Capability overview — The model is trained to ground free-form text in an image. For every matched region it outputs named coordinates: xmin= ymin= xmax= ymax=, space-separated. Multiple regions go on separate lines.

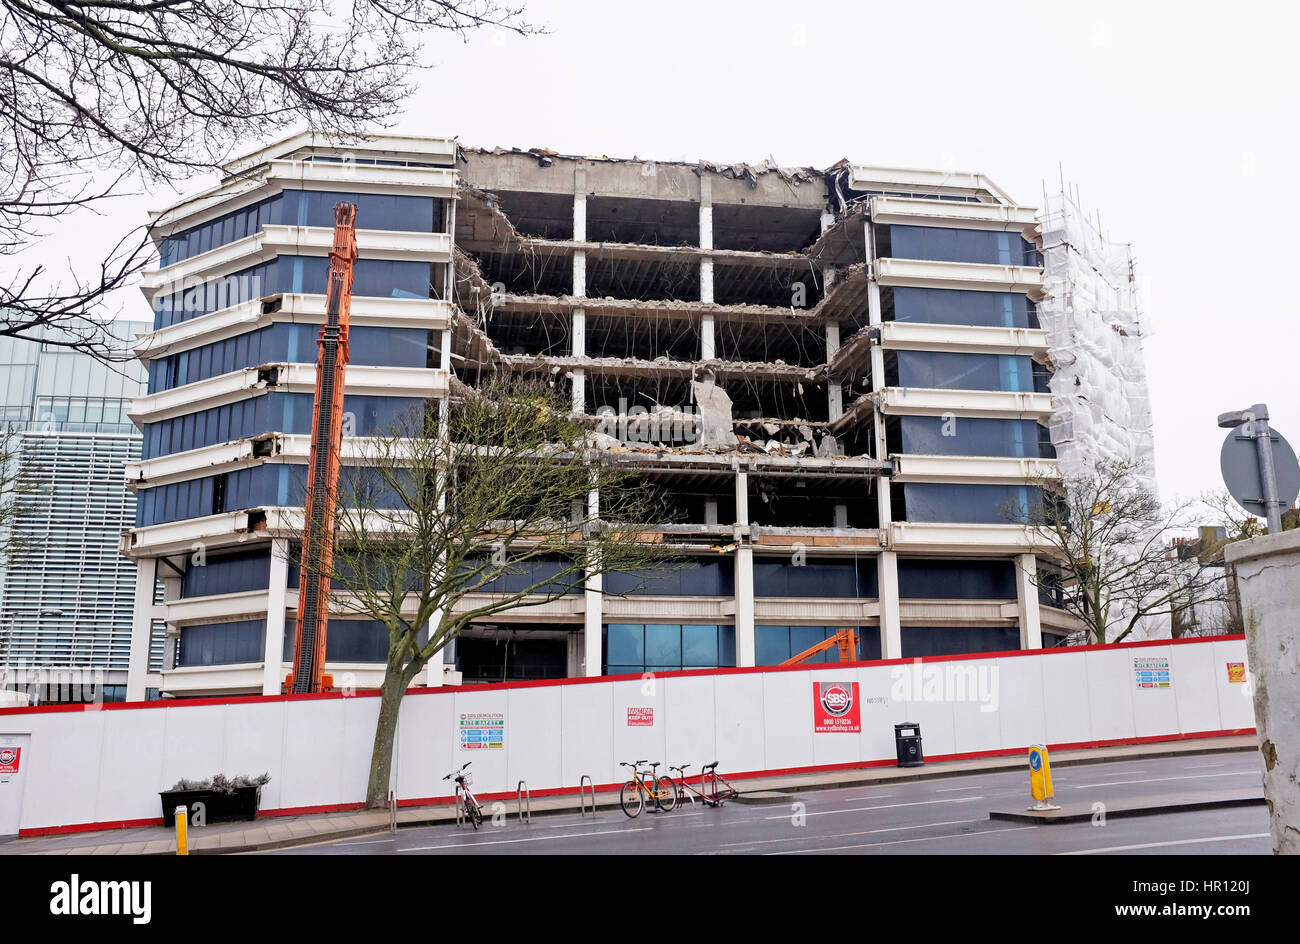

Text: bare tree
xmin=0 ymin=0 xmax=539 ymax=358
xmin=1030 ymin=458 xmax=1227 ymax=645
xmin=294 ymin=380 xmax=675 ymax=808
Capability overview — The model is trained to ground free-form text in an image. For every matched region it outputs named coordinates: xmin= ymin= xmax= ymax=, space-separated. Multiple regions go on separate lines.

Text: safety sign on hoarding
xmin=458 ymin=712 xmax=505 ymax=750
xmin=813 ymin=681 xmax=861 ymax=733
xmin=626 ymin=707 xmax=654 ymax=727
xmin=1226 ymin=662 xmax=1247 ymax=683
xmin=0 ymin=746 xmax=18 ymax=774
xmin=1133 ymin=656 xmax=1171 ymax=689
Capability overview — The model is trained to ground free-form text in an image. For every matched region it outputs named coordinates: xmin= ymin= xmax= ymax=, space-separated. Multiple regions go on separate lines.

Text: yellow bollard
xmin=1028 ymin=744 xmax=1060 ymax=811
xmin=175 ymin=804 xmax=188 ymax=855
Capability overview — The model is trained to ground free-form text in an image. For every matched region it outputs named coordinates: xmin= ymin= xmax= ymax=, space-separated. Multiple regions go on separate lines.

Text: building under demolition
xmin=121 ymin=133 xmax=1153 ymax=698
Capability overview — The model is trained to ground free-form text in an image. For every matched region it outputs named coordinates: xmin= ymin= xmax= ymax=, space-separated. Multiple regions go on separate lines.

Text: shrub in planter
xmin=160 ymin=773 xmax=271 ymax=824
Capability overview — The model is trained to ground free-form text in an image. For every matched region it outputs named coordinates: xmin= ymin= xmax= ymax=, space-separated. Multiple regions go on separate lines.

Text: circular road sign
xmin=1220 ymin=425 xmax=1300 ymax=518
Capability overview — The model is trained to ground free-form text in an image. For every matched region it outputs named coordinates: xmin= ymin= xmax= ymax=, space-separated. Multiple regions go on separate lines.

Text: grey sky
xmin=27 ymin=0 xmax=1300 ymax=504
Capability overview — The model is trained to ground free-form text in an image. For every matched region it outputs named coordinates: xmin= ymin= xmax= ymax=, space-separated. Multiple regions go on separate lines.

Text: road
xmin=264 ymin=750 xmax=1270 ymax=855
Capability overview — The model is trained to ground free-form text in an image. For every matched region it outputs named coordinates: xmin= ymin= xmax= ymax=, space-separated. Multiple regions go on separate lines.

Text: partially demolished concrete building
xmin=121 ymin=133 xmax=1153 ymax=698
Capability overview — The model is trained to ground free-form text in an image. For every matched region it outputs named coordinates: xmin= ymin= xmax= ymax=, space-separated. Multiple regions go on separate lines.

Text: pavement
xmin=0 ymin=734 xmax=1260 ymax=855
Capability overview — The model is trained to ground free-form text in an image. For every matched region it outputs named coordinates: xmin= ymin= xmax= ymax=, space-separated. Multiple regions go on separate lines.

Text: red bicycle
xmin=666 ymin=761 xmax=740 ymax=808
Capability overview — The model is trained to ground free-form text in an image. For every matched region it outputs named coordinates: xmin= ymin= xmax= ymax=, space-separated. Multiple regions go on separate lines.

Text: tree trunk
xmin=365 ymin=662 xmax=413 ymax=809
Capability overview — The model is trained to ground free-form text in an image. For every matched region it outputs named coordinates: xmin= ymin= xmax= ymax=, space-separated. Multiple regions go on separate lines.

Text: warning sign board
xmin=458 ymin=712 xmax=505 ymax=750
xmin=1134 ymin=656 xmax=1171 ymax=689
xmin=626 ymin=707 xmax=654 ymax=727
xmin=0 ymin=746 xmax=19 ymax=774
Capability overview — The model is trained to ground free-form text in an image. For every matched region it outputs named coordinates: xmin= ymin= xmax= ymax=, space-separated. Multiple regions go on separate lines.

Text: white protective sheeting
xmin=1037 ymin=192 xmax=1156 ymax=494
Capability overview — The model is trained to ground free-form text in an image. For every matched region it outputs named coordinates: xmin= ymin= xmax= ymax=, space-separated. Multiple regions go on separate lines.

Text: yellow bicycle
xmin=619 ymin=760 xmax=677 ymax=818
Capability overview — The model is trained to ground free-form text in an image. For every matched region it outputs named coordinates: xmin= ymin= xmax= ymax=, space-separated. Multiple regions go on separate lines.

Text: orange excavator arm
xmin=286 ymin=203 xmax=358 ymax=695
xmin=780 ymin=627 xmax=858 ymax=667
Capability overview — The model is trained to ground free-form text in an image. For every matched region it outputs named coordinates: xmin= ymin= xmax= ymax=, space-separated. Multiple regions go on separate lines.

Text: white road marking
xmin=718 ymin=819 xmax=984 ymax=849
xmin=400 ymin=826 xmax=652 ymax=851
xmin=1056 ymin=833 xmax=1270 ymax=855
xmin=1070 ymin=770 xmax=1258 ymax=789
xmin=762 ymin=796 xmax=984 ymax=819
xmin=767 ymin=825 xmax=1037 ymax=854
xmin=1184 ymin=762 xmax=1226 ymax=770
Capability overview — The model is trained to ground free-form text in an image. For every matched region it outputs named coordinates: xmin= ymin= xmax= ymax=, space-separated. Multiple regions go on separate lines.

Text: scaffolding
xmin=1037 ymin=190 xmax=1156 ymax=495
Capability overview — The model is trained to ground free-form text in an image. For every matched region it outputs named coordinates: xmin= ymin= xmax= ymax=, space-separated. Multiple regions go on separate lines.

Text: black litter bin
xmin=894 ymin=722 xmax=924 ymax=767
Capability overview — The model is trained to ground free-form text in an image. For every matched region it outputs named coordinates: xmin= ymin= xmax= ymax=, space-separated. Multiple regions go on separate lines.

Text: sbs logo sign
xmin=0 ymin=748 xmax=15 ymax=766
xmin=821 ymin=684 xmax=853 ymax=716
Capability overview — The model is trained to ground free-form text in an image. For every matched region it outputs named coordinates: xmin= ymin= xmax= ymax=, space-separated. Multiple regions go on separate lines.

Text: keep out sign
xmin=813 ymin=681 xmax=861 ymax=733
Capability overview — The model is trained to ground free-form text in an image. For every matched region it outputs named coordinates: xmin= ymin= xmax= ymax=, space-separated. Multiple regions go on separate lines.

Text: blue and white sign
xmin=458 ymin=712 xmax=505 ymax=750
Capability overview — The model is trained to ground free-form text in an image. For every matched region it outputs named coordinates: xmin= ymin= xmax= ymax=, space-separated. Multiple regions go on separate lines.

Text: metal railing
xmin=516 ymin=780 xmax=532 ymax=824
xmin=455 ymin=783 xmax=466 ymax=827
xmin=579 ymin=774 xmax=596 ymax=818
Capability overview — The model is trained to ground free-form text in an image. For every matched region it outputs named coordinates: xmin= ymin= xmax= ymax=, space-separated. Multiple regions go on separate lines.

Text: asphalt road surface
xmin=263 ymin=750 xmax=1270 ymax=855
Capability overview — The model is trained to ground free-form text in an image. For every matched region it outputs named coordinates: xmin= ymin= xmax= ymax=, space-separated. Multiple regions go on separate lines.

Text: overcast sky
xmin=43 ymin=0 xmax=1300 ymax=505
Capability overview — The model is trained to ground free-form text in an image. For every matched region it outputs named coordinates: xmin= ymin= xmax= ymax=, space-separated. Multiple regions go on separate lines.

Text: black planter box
xmin=160 ymin=786 xmax=261 ymax=824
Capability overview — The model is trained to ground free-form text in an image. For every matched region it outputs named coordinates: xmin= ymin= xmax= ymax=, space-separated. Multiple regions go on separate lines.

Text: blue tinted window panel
xmin=899 ymin=416 xmax=1041 ymax=458
xmin=606 ymin=625 xmax=644 ymax=665
xmin=900 ymin=625 xmax=1021 ymax=658
xmin=891 ymin=287 xmax=1037 ymax=329
xmin=897 ymin=559 xmax=1017 ymax=599
xmin=644 ymin=625 xmax=682 ymax=666
xmin=896 ymin=351 xmax=1034 ymax=393
xmin=902 ymin=484 xmax=1040 ymax=525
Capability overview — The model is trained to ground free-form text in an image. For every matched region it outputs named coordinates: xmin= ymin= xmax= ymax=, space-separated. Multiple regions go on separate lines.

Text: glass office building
xmin=0 ymin=324 xmax=155 ymax=702
xmin=123 ymin=134 xmax=1141 ymax=698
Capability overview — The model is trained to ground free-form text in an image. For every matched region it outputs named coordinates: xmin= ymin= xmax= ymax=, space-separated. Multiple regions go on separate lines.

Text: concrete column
xmin=868 ymin=279 xmax=891 ymax=521
xmin=126 ymin=557 xmax=158 ymax=701
xmin=571 ymin=307 xmax=586 ymax=412
xmin=420 ymin=636 xmax=445 ymax=688
xmin=877 ymin=550 xmax=902 ymax=659
xmin=826 ymin=322 xmax=843 ymax=421
xmin=262 ymin=538 xmax=290 ymax=695
xmin=158 ymin=573 xmax=180 ymax=673
xmin=418 ymin=427 xmax=451 ymax=689
xmin=583 ymin=482 xmax=602 ymax=676
xmin=699 ymin=183 xmax=715 ymax=358
xmin=734 ymin=470 xmax=755 ymax=667
xmin=1224 ymin=531 xmax=1300 ymax=853
xmin=1015 ymin=554 xmax=1043 ymax=650
xmin=573 ymin=188 xmax=588 ymax=413
xmin=440 ymin=327 xmax=452 ymax=372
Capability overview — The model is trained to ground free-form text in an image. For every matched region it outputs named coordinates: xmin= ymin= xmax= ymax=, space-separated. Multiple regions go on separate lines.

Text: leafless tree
xmin=1029 ymin=458 xmax=1228 ymax=645
xmin=293 ymin=379 xmax=675 ymax=808
xmin=0 ymin=0 xmax=539 ymax=358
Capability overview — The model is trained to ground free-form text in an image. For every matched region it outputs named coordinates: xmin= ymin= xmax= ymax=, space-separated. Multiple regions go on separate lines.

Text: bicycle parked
xmin=442 ymin=761 xmax=483 ymax=829
xmin=619 ymin=760 xmax=677 ymax=818
xmin=667 ymin=761 xmax=740 ymax=808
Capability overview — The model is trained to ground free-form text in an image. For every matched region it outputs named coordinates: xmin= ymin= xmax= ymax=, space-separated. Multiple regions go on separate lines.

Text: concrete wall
xmin=0 ymin=636 xmax=1253 ymax=835
xmin=1226 ymin=531 xmax=1300 ymax=854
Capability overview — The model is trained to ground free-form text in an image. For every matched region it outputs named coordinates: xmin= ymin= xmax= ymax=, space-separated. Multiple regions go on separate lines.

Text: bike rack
xmin=388 ymin=791 xmax=398 ymax=833
xmin=516 ymin=780 xmax=532 ymax=824
xmin=578 ymin=774 xmax=596 ymax=817
xmin=455 ymin=783 xmax=466 ymax=827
